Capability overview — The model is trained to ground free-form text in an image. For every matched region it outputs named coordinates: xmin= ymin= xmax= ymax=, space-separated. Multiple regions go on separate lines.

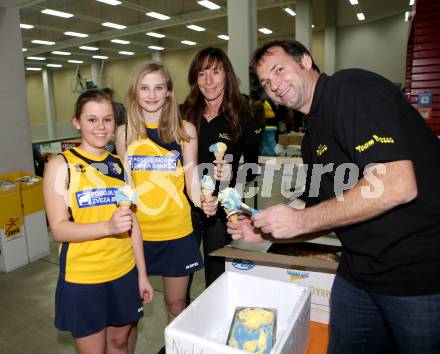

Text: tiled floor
xmin=0 ymin=163 xmax=294 ymax=354
xmin=0 ymin=236 xmax=207 ymax=354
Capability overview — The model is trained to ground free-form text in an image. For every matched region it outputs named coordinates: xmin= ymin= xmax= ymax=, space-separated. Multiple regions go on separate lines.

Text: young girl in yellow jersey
xmin=43 ymin=90 xmax=154 ymax=354
xmin=115 ymin=62 xmax=217 ymax=333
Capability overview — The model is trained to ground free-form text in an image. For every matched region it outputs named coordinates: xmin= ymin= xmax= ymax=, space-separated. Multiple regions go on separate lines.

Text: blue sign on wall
xmin=417 ymin=92 xmax=433 ymax=106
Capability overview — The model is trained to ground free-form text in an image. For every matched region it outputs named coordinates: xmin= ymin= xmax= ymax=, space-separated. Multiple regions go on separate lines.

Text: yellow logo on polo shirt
xmin=355 ymin=134 xmax=395 ymax=153
xmin=316 ymin=144 xmax=328 ymax=156
xmin=108 ymin=162 xmax=122 ymax=175
xmin=219 ymin=133 xmax=231 ymax=141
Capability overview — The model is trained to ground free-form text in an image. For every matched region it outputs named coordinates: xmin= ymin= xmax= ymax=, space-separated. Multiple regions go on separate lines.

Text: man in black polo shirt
xmin=227 ymin=39 xmax=440 ymax=354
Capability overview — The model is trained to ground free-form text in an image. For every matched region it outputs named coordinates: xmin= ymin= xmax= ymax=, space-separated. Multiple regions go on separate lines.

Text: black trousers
xmin=190 ymin=208 xmax=232 ymax=288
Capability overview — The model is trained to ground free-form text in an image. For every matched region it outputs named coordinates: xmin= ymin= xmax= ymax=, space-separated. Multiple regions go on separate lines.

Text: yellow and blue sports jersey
xmin=60 ymin=147 xmax=135 ymax=284
xmin=127 ymin=124 xmax=193 ymax=241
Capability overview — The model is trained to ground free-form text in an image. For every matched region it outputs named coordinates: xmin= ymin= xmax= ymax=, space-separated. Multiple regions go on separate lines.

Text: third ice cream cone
xmin=226 ymin=210 xmax=239 ymax=224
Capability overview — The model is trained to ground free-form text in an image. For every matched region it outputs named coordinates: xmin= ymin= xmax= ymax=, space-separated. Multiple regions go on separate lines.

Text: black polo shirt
xmin=198 ymin=111 xmax=262 ymax=190
xmin=302 ymin=69 xmax=440 ymax=295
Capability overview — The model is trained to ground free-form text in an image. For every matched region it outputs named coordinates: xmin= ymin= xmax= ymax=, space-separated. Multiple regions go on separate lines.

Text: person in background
xmin=43 ymin=89 xmax=153 ymax=354
xmin=115 ymin=61 xmax=217 ymax=354
xmin=228 ymin=39 xmax=440 ymax=354
xmin=102 ymin=87 xmax=127 ymax=127
xmin=183 ymin=47 xmax=262 ymax=287
xmin=249 ymin=90 xmax=266 ymax=129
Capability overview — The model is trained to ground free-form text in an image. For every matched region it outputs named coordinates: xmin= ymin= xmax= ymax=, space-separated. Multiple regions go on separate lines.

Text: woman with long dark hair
xmin=184 ymin=47 xmax=262 ymax=287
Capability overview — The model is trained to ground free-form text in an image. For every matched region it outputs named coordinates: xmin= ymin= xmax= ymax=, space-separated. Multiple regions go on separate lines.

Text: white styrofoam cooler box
xmin=165 ymin=271 xmax=311 ymax=354
xmin=226 ymin=261 xmax=334 ymax=325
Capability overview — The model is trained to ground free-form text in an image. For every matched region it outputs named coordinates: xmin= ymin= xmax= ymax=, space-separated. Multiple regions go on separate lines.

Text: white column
xmin=227 ymin=0 xmax=257 ymax=94
xmin=324 ymin=0 xmax=336 ymax=74
xmin=151 ymin=51 xmax=162 ymax=62
xmin=91 ymin=62 xmax=102 ymax=88
xmin=42 ymin=69 xmax=56 ymax=139
xmin=295 ymin=0 xmax=312 ymax=51
xmin=0 ymin=6 xmax=34 ymax=173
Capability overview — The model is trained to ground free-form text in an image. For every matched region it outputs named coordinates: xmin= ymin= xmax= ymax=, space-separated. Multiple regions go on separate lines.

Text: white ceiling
xmin=9 ymin=0 xmax=411 ymax=70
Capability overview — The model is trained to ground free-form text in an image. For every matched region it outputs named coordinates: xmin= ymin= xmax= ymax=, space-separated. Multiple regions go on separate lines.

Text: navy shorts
xmin=55 ymin=267 xmax=143 ymax=338
xmin=143 ymin=232 xmax=203 ymax=276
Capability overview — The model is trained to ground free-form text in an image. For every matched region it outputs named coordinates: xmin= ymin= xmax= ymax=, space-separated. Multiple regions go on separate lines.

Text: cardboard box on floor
xmin=278 ymin=133 xmax=304 ymax=146
xmin=211 ymin=236 xmax=341 ymax=324
xmin=165 ymin=272 xmax=311 ymax=354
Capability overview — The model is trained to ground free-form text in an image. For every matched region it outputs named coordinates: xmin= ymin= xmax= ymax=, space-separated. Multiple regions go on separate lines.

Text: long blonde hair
xmin=125 ymin=61 xmax=189 ymax=145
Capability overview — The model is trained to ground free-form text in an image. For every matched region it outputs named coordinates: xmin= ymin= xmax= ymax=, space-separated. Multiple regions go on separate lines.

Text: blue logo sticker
xmin=75 ymin=188 xmax=118 ymax=208
xmin=129 ymin=155 xmax=178 ymax=171
xmin=232 ymin=259 xmax=255 ymax=271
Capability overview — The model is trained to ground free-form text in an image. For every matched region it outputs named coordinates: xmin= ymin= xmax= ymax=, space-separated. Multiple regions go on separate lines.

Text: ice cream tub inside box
xmin=165 ymin=272 xmax=310 ymax=354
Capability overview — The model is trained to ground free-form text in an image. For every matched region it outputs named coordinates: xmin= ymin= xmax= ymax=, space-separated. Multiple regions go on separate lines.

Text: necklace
xmin=204 ymin=103 xmax=220 ymax=121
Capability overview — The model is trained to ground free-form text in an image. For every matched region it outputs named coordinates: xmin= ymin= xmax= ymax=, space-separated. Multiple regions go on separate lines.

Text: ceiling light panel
xmin=27 ymin=67 xmax=42 ymax=71
xmin=197 ymin=1 xmax=220 ymax=10
xmin=68 ymin=60 xmax=84 ymax=64
xmin=80 ymin=46 xmax=99 ymax=51
xmin=146 ymin=12 xmax=170 ymax=20
xmin=31 ymin=40 xmax=55 ymax=45
xmin=46 ymin=64 xmax=63 ymax=68
xmin=27 ymin=56 xmax=46 ymax=60
xmin=102 ymin=22 xmax=126 ymax=30
xmin=187 ymin=24 xmax=206 ymax=31
xmin=349 ymin=0 xmax=358 ymax=5
xmin=41 ymin=9 xmax=73 ymax=18
xmin=96 ymin=0 xmax=121 ymax=5
xmin=284 ymin=7 xmax=296 ymax=16
xmin=119 ymin=51 xmax=134 ymax=55
xmin=93 ymin=55 xmax=109 ymax=59
xmin=258 ymin=27 xmax=272 ymax=34
xmin=217 ymin=34 xmax=229 ymax=40
xmin=65 ymin=31 xmax=88 ymax=38
xmin=149 ymin=45 xmax=164 ymax=51
xmin=52 ymin=51 xmax=71 ymax=56
xmin=181 ymin=40 xmax=197 ymax=46
xmin=22 ymin=48 xmax=27 ymax=52
xmin=409 ymin=0 xmax=415 ymax=5
xmin=357 ymin=12 xmax=365 ymax=21
xmin=146 ymin=32 xmax=165 ymax=38
xmin=20 ymin=23 xmax=34 ymax=29
xmin=111 ymin=39 xmax=130 ymax=44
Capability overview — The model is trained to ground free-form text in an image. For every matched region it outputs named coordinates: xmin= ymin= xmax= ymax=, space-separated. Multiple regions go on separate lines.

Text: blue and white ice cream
xmin=201 ymin=175 xmax=215 ymax=195
xmin=115 ymin=184 xmax=137 ymax=209
xmin=218 ymin=187 xmax=241 ymax=212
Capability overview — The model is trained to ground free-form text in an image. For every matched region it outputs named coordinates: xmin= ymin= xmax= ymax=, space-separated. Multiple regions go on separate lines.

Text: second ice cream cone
xmin=118 ymin=200 xmax=132 ymax=210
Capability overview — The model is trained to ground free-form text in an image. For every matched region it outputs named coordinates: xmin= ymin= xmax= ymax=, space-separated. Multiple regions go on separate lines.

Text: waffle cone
xmin=214 ymin=151 xmax=225 ymax=160
xmin=201 ymin=189 xmax=213 ymax=196
xmin=118 ymin=200 xmax=132 ymax=210
xmin=225 ymin=209 xmax=239 ymax=224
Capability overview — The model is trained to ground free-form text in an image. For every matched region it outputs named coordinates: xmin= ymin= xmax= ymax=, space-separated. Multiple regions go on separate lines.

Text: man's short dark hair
xmin=250 ymin=40 xmax=320 ymax=75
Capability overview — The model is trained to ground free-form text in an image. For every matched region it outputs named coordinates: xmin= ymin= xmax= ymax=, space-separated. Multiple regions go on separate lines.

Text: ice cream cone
xmin=201 ymin=189 xmax=213 ymax=196
xmin=214 ymin=151 xmax=225 ymax=160
xmin=119 ymin=200 xmax=132 ymax=210
xmin=226 ymin=210 xmax=239 ymax=224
